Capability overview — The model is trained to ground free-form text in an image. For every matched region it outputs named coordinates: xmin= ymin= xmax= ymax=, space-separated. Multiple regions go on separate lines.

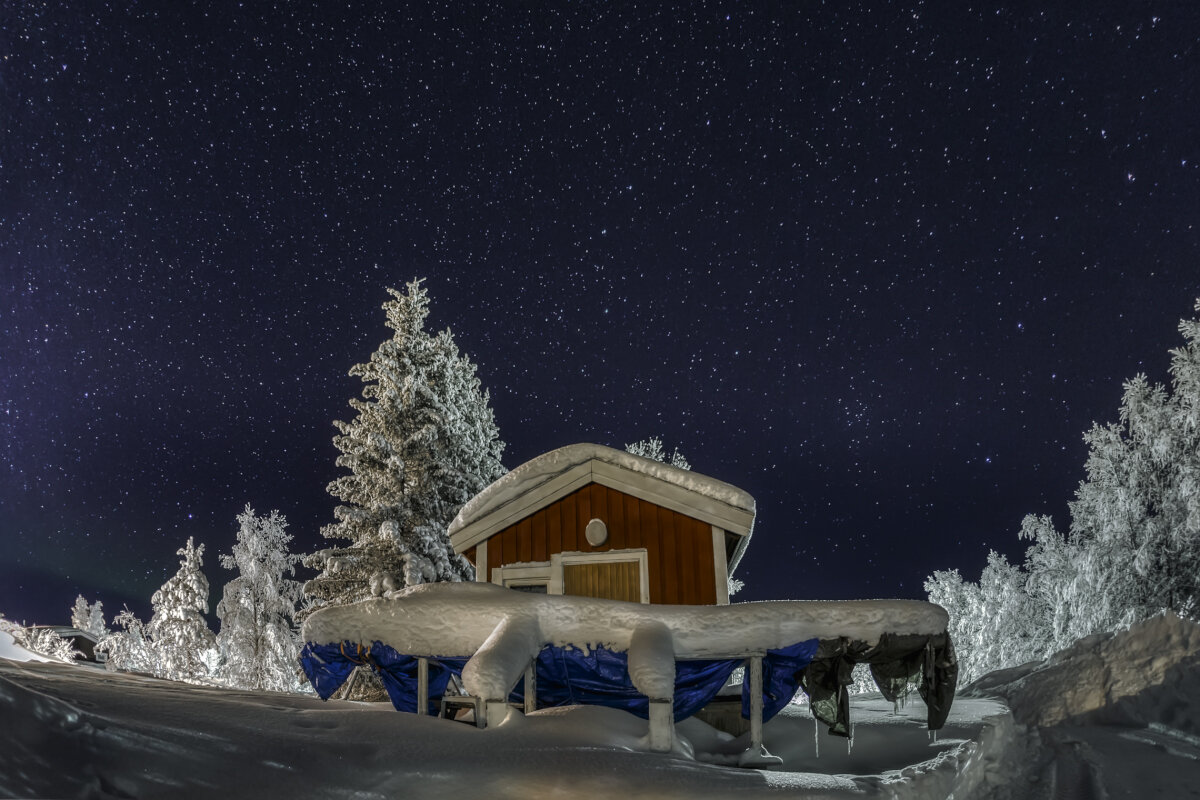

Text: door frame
xmin=491 ymin=548 xmax=650 ymax=604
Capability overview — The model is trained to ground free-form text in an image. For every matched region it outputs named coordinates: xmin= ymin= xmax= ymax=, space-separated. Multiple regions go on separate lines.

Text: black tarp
xmin=800 ymin=632 xmax=958 ymax=737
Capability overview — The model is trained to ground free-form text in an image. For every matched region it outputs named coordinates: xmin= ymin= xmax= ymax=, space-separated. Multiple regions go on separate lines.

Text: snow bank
xmin=0 ymin=654 xmax=995 ymax=799
xmin=0 ymin=630 xmax=50 ymax=663
xmin=967 ymin=611 xmax=1200 ymax=729
xmin=951 ymin=612 xmax=1200 ymax=799
xmin=449 ymin=443 xmax=755 ymax=536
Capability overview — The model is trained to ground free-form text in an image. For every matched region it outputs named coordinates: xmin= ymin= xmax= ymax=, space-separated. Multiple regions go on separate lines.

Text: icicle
xmin=928 ymin=729 xmax=938 ymax=743
xmin=847 ymin=723 xmax=854 ymax=756
xmin=813 ymin=714 xmax=820 ymax=758
xmin=893 ymin=698 xmax=900 ymax=716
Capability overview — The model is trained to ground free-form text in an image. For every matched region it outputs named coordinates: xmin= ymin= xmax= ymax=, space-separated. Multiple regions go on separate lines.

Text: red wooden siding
xmin=481 ymin=483 xmax=718 ymax=605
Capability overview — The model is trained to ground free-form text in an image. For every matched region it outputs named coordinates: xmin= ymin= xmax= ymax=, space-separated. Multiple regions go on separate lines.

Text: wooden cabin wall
xmin=482 ymin=483 xmax=718 ymax=605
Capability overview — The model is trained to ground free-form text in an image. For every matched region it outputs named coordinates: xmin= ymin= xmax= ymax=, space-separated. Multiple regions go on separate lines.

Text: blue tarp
xmin=300 ymin=638 xmax=820 ymax=723
xmin=749 ymin=638 xmax=822 ymax=721
xmin=299 ymin=641 xmax=468 ymax=714
xmin=507 ymin=644 xmax=741 ymax=722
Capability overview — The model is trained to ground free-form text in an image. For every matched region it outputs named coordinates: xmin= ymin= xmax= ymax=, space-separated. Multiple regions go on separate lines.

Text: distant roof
xmin=449 ymin=443 xmax=756 ymax=555
xmin=34 ymin=625 xmax=98 ymax=643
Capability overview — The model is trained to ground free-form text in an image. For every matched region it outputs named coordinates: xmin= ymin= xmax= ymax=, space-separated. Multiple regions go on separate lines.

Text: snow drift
xmin=967 ymin=610 xmax=1200 ymax=729
xmin=9 ymin=611 xmax=1200 ymax=798
xmin=957 ymin=611 xmax=1200 ymax=799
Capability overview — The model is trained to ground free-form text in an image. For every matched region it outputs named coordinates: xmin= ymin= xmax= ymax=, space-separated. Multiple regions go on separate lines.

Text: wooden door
xmin=562 ymin=560 xmax=641 ymax=602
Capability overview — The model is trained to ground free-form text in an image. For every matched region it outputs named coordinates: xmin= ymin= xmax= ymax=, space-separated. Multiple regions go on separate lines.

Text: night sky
xmin=3 ymin=3 xmax=1199 ymax=626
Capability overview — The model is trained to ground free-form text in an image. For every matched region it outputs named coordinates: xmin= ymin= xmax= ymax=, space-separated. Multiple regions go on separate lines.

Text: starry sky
xmin=3 ymin=3 xmax=1199 ymax=626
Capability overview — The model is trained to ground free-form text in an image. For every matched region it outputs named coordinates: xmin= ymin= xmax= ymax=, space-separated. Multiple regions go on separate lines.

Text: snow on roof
xmin=303 ymin=582 xmax=949 ymax=701
xmin=449 ymin=443 xmax=755 ymax=538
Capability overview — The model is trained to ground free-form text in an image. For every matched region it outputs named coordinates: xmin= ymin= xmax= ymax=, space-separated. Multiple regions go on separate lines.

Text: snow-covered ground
xmin=3 ymin=612 xmax=1199 ymax=799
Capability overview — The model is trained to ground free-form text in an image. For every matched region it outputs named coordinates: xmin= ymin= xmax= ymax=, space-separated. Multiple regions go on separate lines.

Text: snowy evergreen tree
xmin=1062 ymin=320 xmax=1200 ymax=635
xmin=147 ymin=537 xmax=216 ymax=683
xmin=215 ymin=505 xmax=303 ymax=691
xmin=70 ymin=595 xmax=89 ymax=631
xmin=70 ymin=595 xmax=107 ymax=638
xmin=625 ymin=436 xmax=691 ymax=470
xmin=1016 ymin=514 xmax=1079 ymax=656
xmin=303 ymin=279 xmax=505 ymax=616
xmin=97 ymin=607 xmax=158 ymax=674
xmin=926 ymin=300 xmax=1200 ymax=683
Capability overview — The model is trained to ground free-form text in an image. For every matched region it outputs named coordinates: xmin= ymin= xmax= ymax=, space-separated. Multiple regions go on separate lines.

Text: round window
xmin=585 ymin=518 xmax=608 ymax=547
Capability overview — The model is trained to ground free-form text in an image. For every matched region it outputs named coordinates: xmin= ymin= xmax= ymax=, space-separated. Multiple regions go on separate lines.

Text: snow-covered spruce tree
xmin=147 ymin=537 xmax=216 ymax=683
xmin=97 ymin=607 xmax=158 ymax=674
xmin=625 ymin=436 xmax=691 ymax=470
xmin=70 ymin=595 xmax=107 ymax=638
xmin=303 ymin=279 xmax=505 ymax=616
xmin=215 ymin=505 xmax=303 ymax=691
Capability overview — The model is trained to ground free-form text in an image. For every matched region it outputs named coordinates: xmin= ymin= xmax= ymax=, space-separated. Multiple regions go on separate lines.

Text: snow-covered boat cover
xmin=448 ymin=443 xmax=755 ymax=537
xmin=302 ymin=582 xmax=956 ymax=734
xmin=304 ymin=582 xmax=947 ymax=661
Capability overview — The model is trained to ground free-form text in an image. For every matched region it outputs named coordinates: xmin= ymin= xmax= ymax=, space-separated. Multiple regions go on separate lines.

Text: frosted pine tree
xmin=216 ymin=505 xmax=303 ymax=691
xmin=1058 ymin=301 xmax=1200 ymax=638
xmin=96 ymin=607 xmax=157 ymax=673
xmin=625 ymin=436 xmax=691 ymax=470
xmin=70 ymin=595 xmax=107 ymax=638
xmin=147 ymin=537 xmax=216 ymax=683
xmin=70 ymin=595 xmax=89 ymax=630
xmin=926 ymin=300 xmax=1200 ymax=682
xmin=1017 ymin=514 xmax=1079 ymax=655
xmin=304 ymin=279 xmax=505 ymax=615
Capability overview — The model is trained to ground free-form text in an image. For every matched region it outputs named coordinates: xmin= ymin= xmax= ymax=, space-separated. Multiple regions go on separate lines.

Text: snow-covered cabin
xmin=448 ymin=444 xmax=754 ymax=605
xmin=302 ymin=444 xmax=958 ymax=759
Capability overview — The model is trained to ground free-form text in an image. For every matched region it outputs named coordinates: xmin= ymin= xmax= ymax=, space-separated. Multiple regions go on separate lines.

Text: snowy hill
xmin=956 ymin=611 xmax=1200 ymax=799
xmin=3 ymin=612 xmax=1199 ymax=798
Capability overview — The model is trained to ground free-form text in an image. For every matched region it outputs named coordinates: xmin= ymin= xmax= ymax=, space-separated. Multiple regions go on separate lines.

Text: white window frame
xmin=491 ymin=548 xmax=650 ymax=604
xmin=491 ymin=560 xmax=552 ymax=591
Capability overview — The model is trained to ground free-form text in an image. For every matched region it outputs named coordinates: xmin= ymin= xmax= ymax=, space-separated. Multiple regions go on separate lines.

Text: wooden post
xmin=417 ymin=657 xmax=429 ymax=716
xmin=341 ymin=666 xmax=361 ymax=700
xmin=524 ymin=661 xmax=537 ymax=714
xmin=648 ymin=699 xmax=674 ymax=752
xmin=737 ymin=655 xmax=782 ymax=766
xmin=749 ymin=655 xmax=764 ymax=752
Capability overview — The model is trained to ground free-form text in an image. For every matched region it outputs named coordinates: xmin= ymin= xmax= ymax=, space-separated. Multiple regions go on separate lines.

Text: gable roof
xmin=448 ymin=443 xmax=756 ymax=556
